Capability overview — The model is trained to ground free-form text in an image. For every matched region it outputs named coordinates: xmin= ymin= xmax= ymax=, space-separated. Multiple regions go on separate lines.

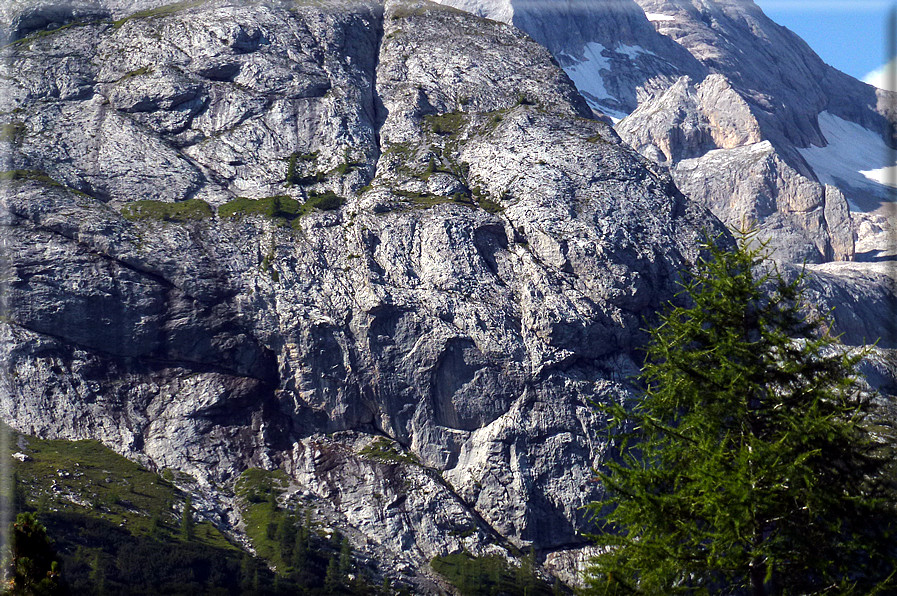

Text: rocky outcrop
xmin=617 ymin=74 xmax=856 ymax=263
xmin=437 ymin=0 xmax=894 ymax=266
xmin=626 ymin=0 xmax=894 ymax=258
xmin=1 ymin=0 xmax=893 ymax=591
xmin=0 ymin=0 xmax=721 ymax=589
xmin=633 ymin=0 xmax=895 ymax=148
xmin=434 ymin=0 xmax=707 ymax=119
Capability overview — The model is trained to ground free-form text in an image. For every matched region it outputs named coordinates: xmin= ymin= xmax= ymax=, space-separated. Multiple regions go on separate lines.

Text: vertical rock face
xmin=634 ymin=0 xmax=894 ymax=147
xmin=621 ymin=0 xmax=895 ymax=263
xmin=0 ymin=0 xmax=725 ymax=589
xmin=1 ymin=0 xmax=894 ymax=591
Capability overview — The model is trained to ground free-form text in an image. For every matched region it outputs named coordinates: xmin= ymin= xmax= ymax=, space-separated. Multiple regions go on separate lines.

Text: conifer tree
xmin=9 ymin=512 xmax=63 ymax=595
xmin=181 ymin=496 xmax=194 ymax=541
xmin=584 ymin=230 xmax=897 ymax=595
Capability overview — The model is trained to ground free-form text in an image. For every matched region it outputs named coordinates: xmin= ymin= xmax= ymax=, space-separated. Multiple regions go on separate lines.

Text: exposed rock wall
xmin=1 ymin=0 xmax=893 ymax=590
xmin=0 ymin=0 xmax=720 ymax=588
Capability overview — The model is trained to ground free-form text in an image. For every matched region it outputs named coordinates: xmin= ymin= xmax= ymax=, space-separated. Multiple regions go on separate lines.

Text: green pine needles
xmin=584 ymin=229 xmax=897 ymax=596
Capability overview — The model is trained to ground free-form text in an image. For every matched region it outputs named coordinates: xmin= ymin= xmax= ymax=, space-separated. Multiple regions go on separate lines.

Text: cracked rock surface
xmin=1 ymin=0 xmax=894 ymax=590
xmin=0 ymin=0 xmax=717 ymax=589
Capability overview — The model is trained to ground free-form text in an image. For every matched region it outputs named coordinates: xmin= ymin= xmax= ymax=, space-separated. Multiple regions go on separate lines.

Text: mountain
xmin=0 ymin=0 xmax=894 ymax=592
xmin=437 ymin=0 xmax=896 ymax=266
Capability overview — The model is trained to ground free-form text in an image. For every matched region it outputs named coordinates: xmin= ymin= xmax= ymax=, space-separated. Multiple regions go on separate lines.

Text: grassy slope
xmin=3 ymin=427 xmax=385 ymax=594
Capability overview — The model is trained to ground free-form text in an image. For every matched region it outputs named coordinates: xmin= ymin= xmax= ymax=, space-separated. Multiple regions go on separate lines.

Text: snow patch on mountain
xmin=797 ymin=111 xmax=896 ymax=211
xmin=561 ymin=42 xmax=654 ymax=122
xmin=562 ymin=43 xmax=611 ymax=98
xmin=644 ymin=12 xmax=674 ymax=22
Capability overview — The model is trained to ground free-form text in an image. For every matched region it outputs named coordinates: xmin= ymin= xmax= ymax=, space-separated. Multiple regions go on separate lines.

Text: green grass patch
xmin=357 ymin=437 xmax=419 ymax=465
xmin=5 ymin=21 xmax=83 ymax=48
xmin=11 ymin=435 xmax=182 ymax=536
xmin=2 ymin=427 xmax=380 ymax=594
xmin=296 ymin=191 xmax=345 ymax=218
xmin=121 ymin=199 xmax=213 ymax=222
xmin=234 ymin=468 xmax=372 ymax=592
xmin=329 ymin=147 xmax=364 ymax=178
xmin=235 ymin=469 xmax=291 ymax=563
xmin=586 ymin=133 xmax=611 ymax=144
xmin=119 ymin=65 xmax=153 ymax=81
xmin=477 ymin=196 xmax=504 ymax=214
xmin=431 ymin=552 xmax=553 ymax=596
xmin=0 ymin=121 xmax=25 ymax=144
xmin=218 ymin=195 xmax=299 ymax=220
xmin=219 ymin=193 xmax=344 ymax=228
xmin=287 ymin=149 xmax=361 ymax=186
xmin=286 ymin=151 xmax=321 ymax=186
xmin=2 ymin=426 xmax=263 ymax=594
xmin=424 ymin=111 xmax=467 ymax=137
xmin=235 ymin=468 xmax=289 ymax=503
xmin=0 ymin=169 xmax=62 ymax=186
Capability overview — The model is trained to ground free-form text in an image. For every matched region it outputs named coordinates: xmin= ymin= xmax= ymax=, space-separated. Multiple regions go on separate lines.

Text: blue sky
xmin=754 ymin=0 xmax=892 ymax=84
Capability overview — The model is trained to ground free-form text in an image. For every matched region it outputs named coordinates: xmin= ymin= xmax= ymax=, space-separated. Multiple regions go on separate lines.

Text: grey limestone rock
xmin=671 ymin=138 xmax=854 ymax=263
xmin=439 ymin=0 xmax=893 ymax=268
xmin=434 ymin=0 xmax=707 ymax=119
xmin=0 ymin=0 xmax=717 ymax=588
xmin=0 ymin=0 xmax=893 ymax=590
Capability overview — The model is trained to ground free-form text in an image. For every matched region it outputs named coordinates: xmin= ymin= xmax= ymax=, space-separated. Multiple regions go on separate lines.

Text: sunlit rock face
xmin=1 ymin=0 xmax=894 ymax=591
xmin=440 ymin=0 xmax=896 ymax=265
xmin=0 ymin=0 xmax=721 ymax=589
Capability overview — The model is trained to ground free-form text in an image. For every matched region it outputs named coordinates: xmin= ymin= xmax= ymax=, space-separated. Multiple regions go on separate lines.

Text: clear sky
xmin=754 ymin=0 xmax=892 ymax=84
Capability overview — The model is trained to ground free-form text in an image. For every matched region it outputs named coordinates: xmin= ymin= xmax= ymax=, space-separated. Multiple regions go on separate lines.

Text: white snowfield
xmin=561 ymin=43 xmax=613 ymax=101
xmin=561 ymin=42 xmax=652 ymax=122
xmin=644 ymin=12 xmax=675 ymax=22
xmin=797 ymin=111 xmax=896 ymax=212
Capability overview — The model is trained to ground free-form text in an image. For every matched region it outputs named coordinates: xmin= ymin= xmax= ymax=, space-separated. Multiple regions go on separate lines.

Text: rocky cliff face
xmin=0 ymin=0 xmax=722 ymax=589
xmin=623 ymin=0 xmax=894 ymax=264
xmin=1 ymin=0 xmax=894 ymax=591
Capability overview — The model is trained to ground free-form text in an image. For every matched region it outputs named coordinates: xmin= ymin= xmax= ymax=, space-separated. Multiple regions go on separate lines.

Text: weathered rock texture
xmin=434 ymin=0 xmax=706 ymax=119
xmin=0 ymin=0 xmax=721 ymax=589
xmin=1 ymin=0 xmax=894 ymax=591
xmin=622 ymin=0 xmax=895 ymax=263
xmin=438 ymin=0 xmax=896 ymax=266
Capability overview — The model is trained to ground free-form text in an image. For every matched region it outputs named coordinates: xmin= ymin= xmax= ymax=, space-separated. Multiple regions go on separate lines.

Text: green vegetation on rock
xmin=218 ymin=195 xmax=301 ymax=221
xmin=121 ymin=198 xmax=214 ymax=222
xmin=0 ymin=121 xmax=25 ymax=144
xmin=357 ymin=437 xmax=419 ymax=465
xmin=112 ymin=0 xmax=208 ymax=28
xmin=286 ymin=151 xmax=323 ymax=186
xmin=424 ymin=111 xmax=467 ymax=138
xmin=0 ymin=169 xmax=62 ymax=186
xmin=430 ymin=551 xmax=553 ymax=596
xmin=234 ymin=468 xmax=379 ymax=594
xmin=3 ymin=428 xmax=386 ymax=594
xmin=299 ymin=191 xmax=345 ymax=217
xmin=3 ymin=426 xmax=253 ymax=595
